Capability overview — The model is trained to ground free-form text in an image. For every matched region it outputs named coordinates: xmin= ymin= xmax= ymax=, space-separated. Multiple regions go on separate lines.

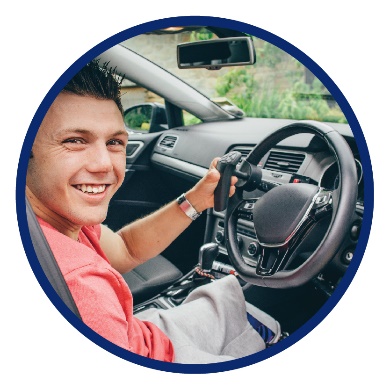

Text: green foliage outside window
xmin=183 ymin=110 xmax=202 ymax=126
xmin=215 ymin=67 xmax=347 ymax=123
xmin=190 ymin=28 xmax=215 ymax=41
xmin=125 ymin=112 xmax=148 ymax=129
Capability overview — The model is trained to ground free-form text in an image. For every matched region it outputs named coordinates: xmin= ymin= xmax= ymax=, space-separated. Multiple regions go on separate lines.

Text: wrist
xmin=185 ymin=189 xmax=209 ymax=213
xmin=177 ymin=193 xmax=202 ymax=221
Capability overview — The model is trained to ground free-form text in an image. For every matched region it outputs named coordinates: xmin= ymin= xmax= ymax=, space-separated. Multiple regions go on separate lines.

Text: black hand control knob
xmin=214 ymin=151 xmax=242 ymax=212
xmin=198 ymin=243 xmax=219 ymax=272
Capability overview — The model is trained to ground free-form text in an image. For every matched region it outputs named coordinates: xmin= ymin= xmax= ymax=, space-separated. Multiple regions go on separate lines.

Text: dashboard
xmin=149 ymin=117 xmax=364 ymax=292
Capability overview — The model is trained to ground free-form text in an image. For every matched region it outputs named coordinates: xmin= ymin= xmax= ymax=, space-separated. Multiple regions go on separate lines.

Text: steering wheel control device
xmin=214 ymin=151 xmax=262 ymax=212
xmin=214 ymin=151 xmax=243 ymax=212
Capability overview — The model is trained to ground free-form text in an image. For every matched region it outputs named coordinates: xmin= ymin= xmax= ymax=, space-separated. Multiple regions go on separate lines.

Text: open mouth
xmin=75 ymin=184 xmax=108 ymax=194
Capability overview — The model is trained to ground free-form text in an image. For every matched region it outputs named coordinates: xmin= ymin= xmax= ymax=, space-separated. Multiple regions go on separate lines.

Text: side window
xmin=121 ymin=79 xmax=168 ymax=133
xmin=183 ymin=110 xmax=202 ymax=126
xmin=120 ymin=78 xmax=202 ymax=130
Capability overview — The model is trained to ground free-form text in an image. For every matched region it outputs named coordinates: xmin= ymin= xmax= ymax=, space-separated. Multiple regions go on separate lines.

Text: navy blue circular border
xmin=16 ymin=16 xmax=374 ymax=374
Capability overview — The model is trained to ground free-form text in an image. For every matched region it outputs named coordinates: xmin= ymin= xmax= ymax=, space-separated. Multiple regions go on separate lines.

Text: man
xmin=26 ymin=61 xmax=280 ymax=363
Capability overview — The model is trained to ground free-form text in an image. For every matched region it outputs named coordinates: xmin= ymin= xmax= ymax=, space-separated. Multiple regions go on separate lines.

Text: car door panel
xmin=104 ymin=132 xmax=167 ymax=231
xmin=104 ymin=131 xmax=207 ymax=273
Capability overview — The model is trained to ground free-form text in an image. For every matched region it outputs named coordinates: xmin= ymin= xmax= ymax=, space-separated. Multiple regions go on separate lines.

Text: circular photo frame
xmin=16 ymin=16 xmax=373 ymax=374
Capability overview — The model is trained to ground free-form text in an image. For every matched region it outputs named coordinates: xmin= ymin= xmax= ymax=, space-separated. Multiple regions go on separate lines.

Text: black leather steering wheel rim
xmin=224 ymin=120 xmax=358 ymax=288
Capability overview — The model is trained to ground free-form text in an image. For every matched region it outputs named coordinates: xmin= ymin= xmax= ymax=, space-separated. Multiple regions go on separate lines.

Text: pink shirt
xmin=38 ymin=217 xmax=174 ymax=362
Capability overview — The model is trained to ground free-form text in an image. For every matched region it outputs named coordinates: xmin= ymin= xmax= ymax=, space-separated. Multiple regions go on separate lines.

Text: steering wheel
xmin=214 ymin=121 xmax=358 ymax=288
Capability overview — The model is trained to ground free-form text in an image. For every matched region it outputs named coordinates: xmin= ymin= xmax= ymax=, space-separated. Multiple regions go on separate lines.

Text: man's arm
xmin=100 ymin=158 xmax=237 ymax=274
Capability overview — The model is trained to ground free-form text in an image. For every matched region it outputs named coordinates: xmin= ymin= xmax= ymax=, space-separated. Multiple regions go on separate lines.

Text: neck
xmin=26 ymin=186 xmax=81 ymax=241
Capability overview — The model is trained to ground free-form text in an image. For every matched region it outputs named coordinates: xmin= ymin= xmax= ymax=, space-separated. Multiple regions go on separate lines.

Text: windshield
xmin=121 ymin=28 xmax=347 ymax=124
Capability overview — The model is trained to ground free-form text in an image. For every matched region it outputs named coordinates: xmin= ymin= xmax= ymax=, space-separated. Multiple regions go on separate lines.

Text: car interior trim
xmin=151 ymin=152 xmax=207 ymax=180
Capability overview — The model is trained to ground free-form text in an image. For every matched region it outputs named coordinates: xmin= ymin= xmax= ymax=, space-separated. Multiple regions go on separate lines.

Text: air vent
xmin=158 ymin=135 xmax=178 ymax=150
xmin=264 ymin=150 xmax=305 ymax=173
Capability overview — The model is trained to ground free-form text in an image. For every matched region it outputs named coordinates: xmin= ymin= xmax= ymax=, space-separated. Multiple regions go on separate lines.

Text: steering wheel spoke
xmin=256 ymin=245 xmax=289 ymax=276
xmin=312 ymin=189 xmax=333 ymax=221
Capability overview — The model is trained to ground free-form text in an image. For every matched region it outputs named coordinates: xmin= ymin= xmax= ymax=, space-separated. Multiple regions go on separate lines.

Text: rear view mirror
xmin=177 ymin=37 xmax=256 ymax=70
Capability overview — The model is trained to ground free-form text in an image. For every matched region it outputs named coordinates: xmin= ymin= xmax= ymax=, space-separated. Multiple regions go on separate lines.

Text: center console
xmin=133 ymin=264 xmax=235 ymax=314
xmin=133 ymin=234 xmax=249 ymax=315
xmin=209 ymin=208 xmax=260 ymax=270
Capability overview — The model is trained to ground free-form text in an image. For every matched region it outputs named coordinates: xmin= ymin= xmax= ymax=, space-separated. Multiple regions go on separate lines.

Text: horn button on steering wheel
xmin=253 ymin=183 xmax=319 ymax=246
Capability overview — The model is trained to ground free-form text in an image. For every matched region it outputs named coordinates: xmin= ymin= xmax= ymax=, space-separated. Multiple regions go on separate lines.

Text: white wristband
xmin=176 ymin=193 xmax=202 ymax=221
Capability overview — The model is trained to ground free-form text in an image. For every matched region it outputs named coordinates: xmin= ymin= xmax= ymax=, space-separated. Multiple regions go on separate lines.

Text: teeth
xmin=76 ymin=184 xmax=106 ymax=194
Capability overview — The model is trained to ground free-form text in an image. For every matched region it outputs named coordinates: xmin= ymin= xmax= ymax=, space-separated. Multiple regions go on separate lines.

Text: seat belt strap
xmin=26 ymin=197 xmax=82 ymax=319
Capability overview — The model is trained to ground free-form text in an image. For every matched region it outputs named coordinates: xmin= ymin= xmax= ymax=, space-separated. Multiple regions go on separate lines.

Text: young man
xmin=26 ymin=61 xmax=280 ymax=363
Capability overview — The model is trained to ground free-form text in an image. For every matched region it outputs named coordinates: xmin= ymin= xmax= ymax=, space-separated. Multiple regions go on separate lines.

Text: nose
xmin=86 ymin=142 xmax=113 ymax=173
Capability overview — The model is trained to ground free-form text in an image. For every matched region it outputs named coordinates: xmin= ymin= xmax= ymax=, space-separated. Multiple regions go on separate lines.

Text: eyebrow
xmin=58 ymin=128 xmax=128 ymax=138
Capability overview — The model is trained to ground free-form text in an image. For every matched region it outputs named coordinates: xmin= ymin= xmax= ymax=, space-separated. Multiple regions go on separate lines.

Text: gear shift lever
xmin=198 ymin=243 xmax=219 ymax=273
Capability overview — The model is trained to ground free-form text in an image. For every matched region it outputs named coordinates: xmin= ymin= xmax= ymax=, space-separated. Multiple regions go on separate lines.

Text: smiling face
xmin=27 ymin=92 xmax=128 ymax=239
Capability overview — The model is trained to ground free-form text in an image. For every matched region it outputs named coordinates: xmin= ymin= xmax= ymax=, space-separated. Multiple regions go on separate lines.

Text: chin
xmin=71 ymin=209 xmax=108 ymax=227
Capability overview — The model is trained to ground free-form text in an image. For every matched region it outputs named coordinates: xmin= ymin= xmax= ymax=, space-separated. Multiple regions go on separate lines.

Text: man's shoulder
xmin=39 ymin=221 xmax=105 ymax=276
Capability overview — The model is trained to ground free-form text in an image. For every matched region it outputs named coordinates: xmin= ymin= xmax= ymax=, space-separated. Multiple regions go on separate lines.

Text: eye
xmin=63 ymin=138 xmax=85 ymax=144
xmin=107 ymin=139 xmax=125 ymax=146
xmin=107 ymin=139 xmax=126 ymax=151
xmin=62 ymin=138 xmax=86 ymax=150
